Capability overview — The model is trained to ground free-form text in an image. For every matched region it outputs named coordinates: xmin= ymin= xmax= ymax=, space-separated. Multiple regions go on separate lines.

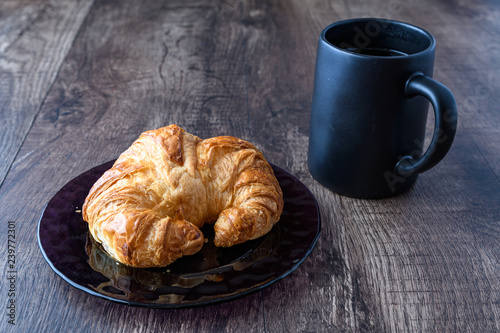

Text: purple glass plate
xmin=37 ymin=161 xmax=321 ymax=308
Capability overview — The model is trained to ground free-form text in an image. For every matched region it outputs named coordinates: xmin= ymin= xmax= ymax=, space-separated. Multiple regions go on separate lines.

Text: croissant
xmin=82 ymin=125 xmax=283 ymax=268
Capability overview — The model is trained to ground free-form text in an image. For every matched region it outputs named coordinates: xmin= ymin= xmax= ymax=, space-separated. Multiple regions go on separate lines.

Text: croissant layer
xmin=82 ymin=125 xmax=283 ymax=268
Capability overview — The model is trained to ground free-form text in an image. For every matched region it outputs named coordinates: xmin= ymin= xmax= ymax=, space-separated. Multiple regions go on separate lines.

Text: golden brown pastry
xmin=82 ymin=125 xmax=283 ymax=268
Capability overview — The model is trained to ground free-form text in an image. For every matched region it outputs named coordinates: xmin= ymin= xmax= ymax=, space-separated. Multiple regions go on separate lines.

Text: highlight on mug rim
xmin=321 ymin=18 xmax=436 ymax=58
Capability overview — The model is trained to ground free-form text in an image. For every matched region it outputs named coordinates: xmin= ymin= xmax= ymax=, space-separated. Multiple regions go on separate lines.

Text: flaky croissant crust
xmin=82 ymin=125 xmax=283 ymax=268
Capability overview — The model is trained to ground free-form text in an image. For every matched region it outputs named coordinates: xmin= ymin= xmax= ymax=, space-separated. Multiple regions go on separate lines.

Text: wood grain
xmin=0 ymin=0 xmax=498 ymax=332
xmin=0 ymin=0 xmax=94 ymax=185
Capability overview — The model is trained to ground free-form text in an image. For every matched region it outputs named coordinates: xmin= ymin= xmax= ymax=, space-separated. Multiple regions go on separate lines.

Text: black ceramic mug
xmin=308 ymin=18 xmax=457 ymax=198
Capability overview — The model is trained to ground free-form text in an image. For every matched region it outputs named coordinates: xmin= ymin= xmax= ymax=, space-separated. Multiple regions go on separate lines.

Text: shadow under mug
xmin=308 ymin=18 xmax=457 ymax=198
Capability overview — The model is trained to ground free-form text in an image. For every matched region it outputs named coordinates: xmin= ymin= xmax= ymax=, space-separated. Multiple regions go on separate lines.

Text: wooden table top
xmin=1 ymin=0 xmax=499 ymax=332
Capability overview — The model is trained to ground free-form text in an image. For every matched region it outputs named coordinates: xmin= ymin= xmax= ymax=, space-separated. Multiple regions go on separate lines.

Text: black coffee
xmin=344 ymin=47 xmax=408 ymax=57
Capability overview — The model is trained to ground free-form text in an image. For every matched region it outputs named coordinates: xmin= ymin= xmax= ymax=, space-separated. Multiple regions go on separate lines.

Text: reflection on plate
xmin=37 ymin=160 xmax=321 ymax=308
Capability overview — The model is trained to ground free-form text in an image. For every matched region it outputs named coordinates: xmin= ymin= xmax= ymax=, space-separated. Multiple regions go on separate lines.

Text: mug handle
xmin=395 ymin=74 xmax=458 ymax=177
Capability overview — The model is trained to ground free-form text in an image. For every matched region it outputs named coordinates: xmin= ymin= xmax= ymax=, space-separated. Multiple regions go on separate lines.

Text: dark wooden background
xmin=1 ymin=0 xmax=499 ymax=332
